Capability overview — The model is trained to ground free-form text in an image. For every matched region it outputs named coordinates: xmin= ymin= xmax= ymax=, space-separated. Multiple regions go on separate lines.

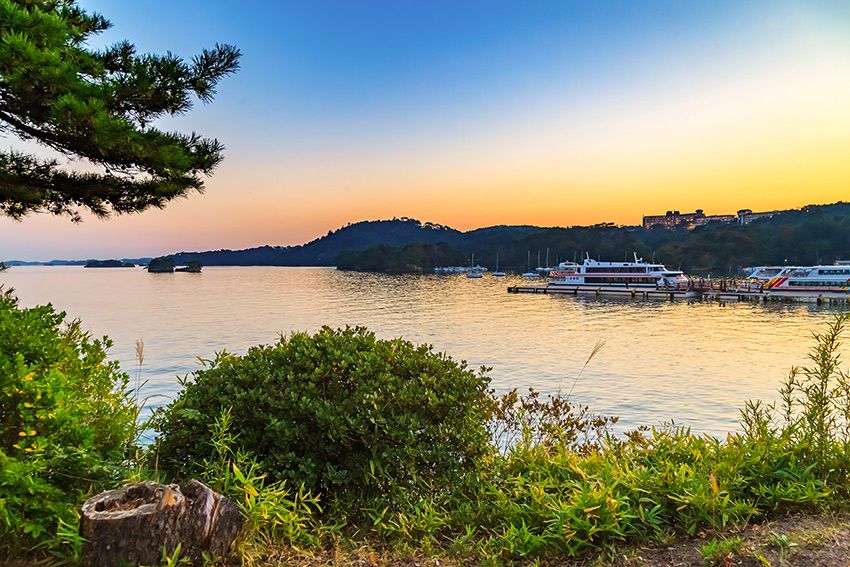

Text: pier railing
xmin=676 ymin=278 xmax=765 ymax=293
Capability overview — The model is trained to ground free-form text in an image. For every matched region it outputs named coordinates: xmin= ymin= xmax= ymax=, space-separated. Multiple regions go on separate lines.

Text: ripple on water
xmin=3 ymin=266 xmax=847 ymax=436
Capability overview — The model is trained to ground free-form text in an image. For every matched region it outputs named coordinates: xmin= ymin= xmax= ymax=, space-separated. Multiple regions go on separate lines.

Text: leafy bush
xmin=149 ymin=317 xmax=850 ymax=563
xmin=0 ymin=291 xmax=137 ymax=557
xmin=491 ymin=387 xmax=619 ymax=456
xmin=198 ymin=408 xmax=323 ymax=554
xmin=156 ymin=326 xmax=493 ymax=503
xmin=742 ymin=313 xmax=850 ymax=489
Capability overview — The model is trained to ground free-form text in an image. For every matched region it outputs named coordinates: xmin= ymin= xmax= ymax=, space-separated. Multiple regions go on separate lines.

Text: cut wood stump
xmin=80 ymin=480 xmax=243 ymax=567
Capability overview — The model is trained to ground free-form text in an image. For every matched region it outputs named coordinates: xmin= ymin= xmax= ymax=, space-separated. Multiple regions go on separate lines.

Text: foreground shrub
xmin=199 ymin=408 xmax=324 ymax=554
xmin=347 ymin=421 xmax=830 ymax=562
xmin=742 ymin=313 xmax=850 ymax=490
xmin=153 ymin=316 xmax=848 ymax=562
xmin=0 ymin=291 xmax=137 ymax=557
xmin=156 ymin=326 xmax=493 ymax=502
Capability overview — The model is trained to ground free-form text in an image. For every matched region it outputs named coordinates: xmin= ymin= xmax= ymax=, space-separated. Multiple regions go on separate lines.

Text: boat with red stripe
xmin=763 ymin=263 xmax=850 ymax=300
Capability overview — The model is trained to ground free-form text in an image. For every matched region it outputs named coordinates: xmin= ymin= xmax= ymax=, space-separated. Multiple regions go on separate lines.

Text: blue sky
xmin=2 ymin=1 xmax=850 ymax=259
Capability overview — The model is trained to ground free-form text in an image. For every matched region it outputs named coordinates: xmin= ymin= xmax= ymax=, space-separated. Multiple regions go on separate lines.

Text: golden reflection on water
xmin=4 ymin=266 xmax=848 ymax=437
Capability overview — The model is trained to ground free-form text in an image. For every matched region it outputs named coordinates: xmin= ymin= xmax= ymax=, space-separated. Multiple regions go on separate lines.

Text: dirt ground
xmin=14 ymin=512 xmax=844 ymax=566
xmin=265 ymin=514 xmax=850 ymax=567
xmin=610 ymin=513 xmax=850 ymax=567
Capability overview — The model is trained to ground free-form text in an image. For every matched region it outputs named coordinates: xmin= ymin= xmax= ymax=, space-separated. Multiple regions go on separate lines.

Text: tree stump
xmin=181 ymin=479 xmax=244 ymax=559
xmin=80 ymin=480 xmax=243 ymax=567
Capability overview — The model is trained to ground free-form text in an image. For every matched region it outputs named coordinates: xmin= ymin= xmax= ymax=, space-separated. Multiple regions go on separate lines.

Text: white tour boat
xmin=548 ymin=254 xmax=689 ymax=289
xmin=744 ymin=266 xmax=785 ymax=281
xmin=764 ymin=264 xmax=850 ymax=300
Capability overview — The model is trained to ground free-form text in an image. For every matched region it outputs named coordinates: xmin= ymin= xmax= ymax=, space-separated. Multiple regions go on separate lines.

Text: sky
xmin=2 ymin=0 xmax=850 ymax=260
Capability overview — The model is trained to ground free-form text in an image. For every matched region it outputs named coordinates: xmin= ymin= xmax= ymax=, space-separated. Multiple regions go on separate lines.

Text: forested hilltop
xmin=115 ymin=202 xmax=850 ymax=273
xmin=167 ymin=218 xmax=463 ymax=266
xmin=336 ymin=202 xmax=850 ymax=274
xmin=11 ymin=203 xmax=849 ymax=273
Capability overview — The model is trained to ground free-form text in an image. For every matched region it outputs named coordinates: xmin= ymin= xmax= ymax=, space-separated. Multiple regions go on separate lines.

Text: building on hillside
xmin=643 ymin=207 xmax=783 ymax=229
xmin=737 ymin=209 xmax=781 ymax=225
xmin=699 ymin=214 xmax=737 ymax=226
xmin=642 ymin=209 xmax=703 ymax=229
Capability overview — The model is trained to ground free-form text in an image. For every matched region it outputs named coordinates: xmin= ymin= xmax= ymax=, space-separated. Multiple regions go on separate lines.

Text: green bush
xmin=150 ymin=317 xmax=850 ymax=563
xmin=156 ymin=326 xmax=493 ymax=502
xmin=0 ymin=291 xmax=137 ymax=557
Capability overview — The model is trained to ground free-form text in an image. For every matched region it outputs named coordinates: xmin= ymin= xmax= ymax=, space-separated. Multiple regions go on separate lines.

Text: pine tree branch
xmin=0 ymin=0 xmax=240 ymax=220
xmin=0 ymin=151 xmax=202 ymax=221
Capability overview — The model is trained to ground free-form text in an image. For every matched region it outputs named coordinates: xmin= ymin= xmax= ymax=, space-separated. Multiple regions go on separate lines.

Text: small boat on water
xmin=763 ymin=264 xmax=850 ymax=300
xmin=492 ymin=253 xmax=506 ymax=277
xmin=522 ymin=251 xmax=539 ymax=278
xmin=548 ymin=254 xmax=688 ymax=289
xmin=466 ymin=254 xmax=485 ymax=278
xmin=534 ymin=248 xmax=556 ymax=276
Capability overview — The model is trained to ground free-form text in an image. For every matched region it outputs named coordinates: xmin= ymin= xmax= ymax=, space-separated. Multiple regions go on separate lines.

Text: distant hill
xmin=168 ymin=219 xmax=555 ymax=268
xmin=337 ymin=202 xmax=850 ymax=274
xmin=8 ymin=203 xmax=850 ymax=275
xmin=170 ymin=218 xmax=463 ymax=266
xmin=335 ymin=243 xmax=467 ymax=273
xmin=5 ymin=257 xmax=151 ymax=266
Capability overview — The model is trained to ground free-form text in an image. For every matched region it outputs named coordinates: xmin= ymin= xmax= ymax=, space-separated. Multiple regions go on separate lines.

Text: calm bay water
xmin=4 ymin=265 xmax=849 ymax=437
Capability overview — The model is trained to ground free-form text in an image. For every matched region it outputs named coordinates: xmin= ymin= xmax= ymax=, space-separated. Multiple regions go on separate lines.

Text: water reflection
xmin=3 ymin=266 xmax=847 ymax=437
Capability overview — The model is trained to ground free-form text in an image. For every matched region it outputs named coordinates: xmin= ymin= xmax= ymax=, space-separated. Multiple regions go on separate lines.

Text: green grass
xmin=176 ymin=314 xmax=850 ymax=564
xmin=701 ymin=536 xmax=745 ymax=565
xmin=6 ymin=289 xmax=850 ymax=565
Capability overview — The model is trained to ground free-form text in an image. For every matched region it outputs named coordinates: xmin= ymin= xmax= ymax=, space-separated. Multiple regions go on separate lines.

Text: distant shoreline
xmin=5 ymin=202 xmax=849 ymax=275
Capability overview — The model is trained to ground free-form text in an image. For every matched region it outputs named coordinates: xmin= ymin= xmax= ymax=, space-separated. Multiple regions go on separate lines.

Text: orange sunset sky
xmin=1 ymin=1 xmax=849 ymax=260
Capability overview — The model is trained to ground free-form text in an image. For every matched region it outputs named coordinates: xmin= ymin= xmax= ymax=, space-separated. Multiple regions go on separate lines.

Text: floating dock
xmin=507 ymin=285 xmax=850 ymax=304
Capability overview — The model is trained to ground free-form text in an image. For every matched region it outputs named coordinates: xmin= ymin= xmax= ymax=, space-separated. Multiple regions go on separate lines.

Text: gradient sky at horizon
xmin=2 ymin=0 xmax=850 ymax=260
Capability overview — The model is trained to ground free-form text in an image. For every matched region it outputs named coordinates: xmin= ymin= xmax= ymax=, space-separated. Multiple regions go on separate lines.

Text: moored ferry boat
xmin=744 ymin=266 xmax=785 ymax=281
xmin=765 ymin=264 xmax=850 ymax=300
xmin=548 ymin=261 xmax=580 ymax=279
xmin=549 ymin=254 xmax=689 ymax=289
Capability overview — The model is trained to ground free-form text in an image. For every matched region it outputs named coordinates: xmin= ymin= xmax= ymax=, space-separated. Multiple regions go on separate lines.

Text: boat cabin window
xmin=585 ymin=267 xmax=648 ymax=273
xmin=584 ymin=276 xmax=658 ymax=285
xmin=788 ymin=280 xmax=849 ymax=287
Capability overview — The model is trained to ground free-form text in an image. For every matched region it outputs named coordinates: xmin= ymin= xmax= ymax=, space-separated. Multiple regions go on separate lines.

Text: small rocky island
xmin=175 ymin=260 xmax=202 ymax=273
xmin=84 ymin=259 xmax=135 ymax=268
xmin=146 ymin=257 xmax=175 ymax=273
xmin=147 ymin=257 xmax=202 ymax=273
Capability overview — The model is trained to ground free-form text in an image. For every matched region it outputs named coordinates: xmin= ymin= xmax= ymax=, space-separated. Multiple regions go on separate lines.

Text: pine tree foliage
xmin=0 ymin=0 xmax=240 ymax=220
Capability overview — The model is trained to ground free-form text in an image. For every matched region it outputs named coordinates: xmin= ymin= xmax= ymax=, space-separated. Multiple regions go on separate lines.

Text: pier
xmin=507 ymin=281 xmax=850 ymax=305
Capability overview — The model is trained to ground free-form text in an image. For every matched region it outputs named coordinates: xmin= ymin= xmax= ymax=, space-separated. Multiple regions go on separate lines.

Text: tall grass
xmin=209 ymin=316 xmax=850 ymax=563
xmin=743 ymin=313 xmax=850 ymax=489
xmin=26 ymin=314 xmax=850 ymax=564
